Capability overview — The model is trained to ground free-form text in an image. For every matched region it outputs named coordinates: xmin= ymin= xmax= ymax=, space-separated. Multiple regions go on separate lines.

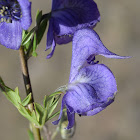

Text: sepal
xmin=60 ymin=112 xmax=76 ymax=139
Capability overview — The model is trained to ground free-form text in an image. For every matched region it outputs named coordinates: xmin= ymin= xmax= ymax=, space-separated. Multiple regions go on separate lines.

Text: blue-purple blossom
xmin=0 ymin=0 xmax=32 ymax=50
xmin=53 ymin=28 xmax=130 ymax=129
xmin=70 ymin=28 xmax=130 ymax=82
xmin=46 ymin=0 xmax=100 ymax=58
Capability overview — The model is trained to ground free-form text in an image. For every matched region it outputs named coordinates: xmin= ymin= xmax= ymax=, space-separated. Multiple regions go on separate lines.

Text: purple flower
xmin=46 ymin=0 xmax=100 ymax=58
xmin=70 ymin=28 xmax=130 ymax=82
xmin=53 ymin=28 xmax=130 ymax=129
xmin=0 ymin=0 xmax=32 ymax=50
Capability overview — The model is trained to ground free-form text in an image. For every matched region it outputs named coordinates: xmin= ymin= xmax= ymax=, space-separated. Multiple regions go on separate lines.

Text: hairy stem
xmin=19 ymin=47 xmax=41 ymax=140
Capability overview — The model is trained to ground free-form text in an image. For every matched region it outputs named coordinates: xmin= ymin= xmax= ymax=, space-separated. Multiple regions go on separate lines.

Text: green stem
xmin=19 ymin=47 xmax=41 ymax=140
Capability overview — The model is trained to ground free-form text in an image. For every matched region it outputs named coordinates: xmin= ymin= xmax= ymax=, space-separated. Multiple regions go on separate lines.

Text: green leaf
xmin=0 ymin=80 xmax=21 ymax=108
xmin=36 ymin=10 xmax=42 ymax=25
xmin=21 ymin=93 xmax=32 ymax=106
xmin=43 ymin=95 xmax=55 ymax=109
xmin=48 ymin=95 xmax=61 ymax=118
xmin=0 ymin=77 xmax=42 ymax=127
xmin=34 ymin=103 xmax=45 ymax=124
xmin=18 ymin=103 xmax=30 ymax=117
xmin=43 ymin=93 xmax=61 ymax=122
xmin=43 ymin=95 xmax=47 ymax=108
xmin=22 ymin=30 xmax=29 ymax=40
xmin=48 ymin=109 xmax=66 ymax=121
xmin=5 ymin=89 xmax=21 ymax=107
xmin=34 ymin=103 xmax=48 ymax=126
xmin=36 ymin=18 xmax=48 ymax=45
xmin=31 ymin=110 xmax=37 ymax=121
xmin=28 ymin=130 xmax=34 ymax=140
xmin=24 ymin=39 xmax=31 ymax=51
xmin=49 ymin=91 xmax=62 ymax=97
xmin=18 ymin=103 xmax=40 ymax=126
xmin=32 ymin=94 xmax=61 ymax=126
xmin=22 ymin=30 xmax=26 ymax=40
xmin=0 ymin=77 xmax=4 ymax=85
xmin=22 ymin=27 xmax=36 ymax=46
xmin=32 ymin=33 xmax=38 ymax=57
xmin=41 ymin=109 xmax=47 ymax=125
xmin=32 ymin=52 xmax=38 ymax=57
xmin=14 ymin=87 xmax=22 ymax=103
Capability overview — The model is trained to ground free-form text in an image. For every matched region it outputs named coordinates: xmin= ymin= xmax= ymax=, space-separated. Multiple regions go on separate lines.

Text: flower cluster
xmin=53 ymin=29 xmax=128 ymax=129
xmin=0 ymin=0 xmax=129 ymax=130
xmin=48 ymin=0 xmax=129 ymax=129
xmin=46 ymin=0 xmax=100 ymax=58
xmin=0 ymin=0 xmax=32 ymax=49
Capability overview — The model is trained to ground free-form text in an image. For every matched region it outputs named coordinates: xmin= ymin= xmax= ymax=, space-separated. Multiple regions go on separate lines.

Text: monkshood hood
xmin=53 ymin=28 xmax=130 ymax=129
xmin=46 ymin=0 xmax=100 ymax=58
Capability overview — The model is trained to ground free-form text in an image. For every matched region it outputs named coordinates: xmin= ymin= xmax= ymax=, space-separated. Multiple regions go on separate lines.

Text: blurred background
xmin=0 ymin=0 xmax=139 ymax=139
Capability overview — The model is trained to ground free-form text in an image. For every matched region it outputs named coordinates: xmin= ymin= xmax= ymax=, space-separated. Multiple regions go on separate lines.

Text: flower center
xmin=87 ymin=56 xmax=99 ymax=65
xmin=0 ymin=0 xmax=22 ymax=23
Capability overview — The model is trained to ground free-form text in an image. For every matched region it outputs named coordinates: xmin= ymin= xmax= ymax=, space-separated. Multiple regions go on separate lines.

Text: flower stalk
xmin=19 ymin=47 xmax=41 ymax=140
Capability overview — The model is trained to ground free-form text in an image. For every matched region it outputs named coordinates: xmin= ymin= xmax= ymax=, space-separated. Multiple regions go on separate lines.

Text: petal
xmin=65 ymin=64 xmax=116 ymax=116
xmin=46 ymin=39 xmax=56 ymax=59
xmin=86 ymin=98 xmax=114 ymax=116
xmin=51 ymin=0 xmax=100 ymax=36
xmin=51 ymin=0 xmax=64 ymax=11
xmin=0 ymin=21 xmax=22 ymax=50
xmin=66 ymin=108 xmax=75 ymax=129
xmin=72 ymin=64 xmax=117 ymax=101
xmin=65 ymin=83 xmax=97 ymax=114
xmin=52 ymin=96 xmax=65 ymax=125
xmin=55 ymin=34 xmax=72 ymax=45
xmin=70 ymin=28 xmax=130 ymax=81
xmin=18 ymin=0 xmax=32 ymax=30
xmin=46 ymin=19 xmax=56 ymax=59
